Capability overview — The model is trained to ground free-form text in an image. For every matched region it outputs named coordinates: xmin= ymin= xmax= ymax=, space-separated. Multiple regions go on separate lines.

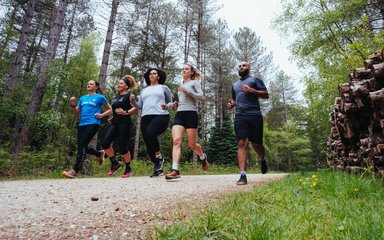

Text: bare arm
xmin=70 ymin=97 xmax=80 ymax=115
xmin=95 ymin=103 xmax=112 ymax=119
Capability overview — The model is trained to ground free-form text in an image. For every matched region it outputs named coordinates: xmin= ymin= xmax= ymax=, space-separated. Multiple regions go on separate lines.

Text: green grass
xmin=152 ymin=170 xmax=384 ymax=240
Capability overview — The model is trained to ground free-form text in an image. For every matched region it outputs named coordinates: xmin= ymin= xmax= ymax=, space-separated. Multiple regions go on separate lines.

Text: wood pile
xmin=327 ymin=49 xmax=384 ymax=176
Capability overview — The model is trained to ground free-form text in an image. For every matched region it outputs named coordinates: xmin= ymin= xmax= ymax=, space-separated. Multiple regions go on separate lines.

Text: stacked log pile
xmin=327 ymin=50 xmax=384 ymax=175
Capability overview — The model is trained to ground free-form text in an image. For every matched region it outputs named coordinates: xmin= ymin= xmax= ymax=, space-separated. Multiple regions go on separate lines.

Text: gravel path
xmin=0 ymin=173 xmax=286 ymax=239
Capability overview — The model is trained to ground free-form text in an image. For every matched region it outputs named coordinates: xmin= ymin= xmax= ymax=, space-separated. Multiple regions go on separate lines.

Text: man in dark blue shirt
xmin=227 ymin=61 xmax=269 ymax=185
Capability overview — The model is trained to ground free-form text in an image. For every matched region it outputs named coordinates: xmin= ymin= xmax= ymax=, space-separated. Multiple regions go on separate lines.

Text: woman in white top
xmin=130 ymin=68 xmax=173 ymax=177
xmin=165 ymin=63 xmax=208 ymax=180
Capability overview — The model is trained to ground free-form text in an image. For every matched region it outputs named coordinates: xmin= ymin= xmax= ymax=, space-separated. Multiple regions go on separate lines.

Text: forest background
xmin=0 ymin=0 xmax=383 ymax=176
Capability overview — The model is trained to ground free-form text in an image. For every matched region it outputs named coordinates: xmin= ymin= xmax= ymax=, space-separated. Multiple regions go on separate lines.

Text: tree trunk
xmin=133 ymin=4 xmax=152 ymax=160
xmin=12 ymin=0 xmax=68 ymax=154
xmin=98 ymin=0 xmax=119 ymax=89
xmin=377 ymin=0 xmax=384 ymax=21
xmin=63 ymin=0 xmax=78 ymax=64
xmin=6 ymin=0 xmax=36 ymax=93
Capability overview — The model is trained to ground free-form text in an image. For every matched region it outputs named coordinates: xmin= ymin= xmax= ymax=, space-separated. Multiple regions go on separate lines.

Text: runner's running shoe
xmin=165 ymin=169 xmax=181 ymax=180
xmin=97 ymin=150 xmax=105 ymax=166
xmin=200 ymin=153 xmax=209 ymax=171
xmin=107 ymin=161 xmax=121 ymax=176
xmin=62 ymin=169 xmax=77 ymax=179
xmin=236 ymin=174 xmax=247 ymax=185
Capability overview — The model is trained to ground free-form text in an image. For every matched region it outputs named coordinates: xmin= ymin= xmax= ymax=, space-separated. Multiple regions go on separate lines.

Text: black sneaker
xmin=260 ymin=160 xmax=268 ymax=174
xmin=154 ymin=155 xmax=164 ymax=171
xmin=236 ymin=174 xmax=247 ymax=185
xmin=107 ymin=161 xmax=121 ymax=176
xmin=150 ymin=169 xmax=164 ymax=178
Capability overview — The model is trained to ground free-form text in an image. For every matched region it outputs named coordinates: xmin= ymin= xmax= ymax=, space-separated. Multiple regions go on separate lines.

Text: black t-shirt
xmin=111 ymin=93 xmax=132 ymax=124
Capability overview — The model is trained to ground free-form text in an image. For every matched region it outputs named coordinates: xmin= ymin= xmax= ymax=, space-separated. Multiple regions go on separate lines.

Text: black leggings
xmin=141 ymin=115 xmax=169 ymax=162
xmin=74 ymin=124 xmax=100 ymax=172
xmin=101 ymin=122 xmax=132 ymax=155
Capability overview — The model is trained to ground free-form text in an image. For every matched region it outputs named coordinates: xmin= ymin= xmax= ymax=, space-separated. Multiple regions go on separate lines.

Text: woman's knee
xmin=172 ymin=136 xmax=182 ymax=146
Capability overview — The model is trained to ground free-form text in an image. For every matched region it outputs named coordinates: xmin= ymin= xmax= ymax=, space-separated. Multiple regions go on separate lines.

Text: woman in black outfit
xmin=101 ymin=75 xmax=137 ymax=178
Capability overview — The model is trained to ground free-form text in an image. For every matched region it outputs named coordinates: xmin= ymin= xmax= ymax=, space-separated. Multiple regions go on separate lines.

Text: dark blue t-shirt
xmin=231 ymin=75 xmax=267 ymax=115
xmin=77 ymin=94 xmax=108 ymax=126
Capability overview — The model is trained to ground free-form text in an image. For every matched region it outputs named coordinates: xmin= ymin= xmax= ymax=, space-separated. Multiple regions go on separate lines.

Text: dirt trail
xmin=0 ymin=173 xmax=286 ymax=239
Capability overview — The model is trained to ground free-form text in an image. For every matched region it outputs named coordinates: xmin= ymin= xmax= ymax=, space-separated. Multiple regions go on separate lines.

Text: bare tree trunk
xmin=183 ymin=7 xmax=190 ymax=63
xmin=133 ymin=4 xmax=152 ymax=160
xmin=12 ymin=0 xmax=68 ymax=154
xmin=120 ymin=44 xmax=129 ymax=76
xmin=63 ymin=0 xmax=78 ymax=64
xmin=26 ymin=30 xmax=44 ymax=72
xmin=160 ymin=19 xmax=169 ymax=69
xmin=98 ymin=0 xmax=119 ymax=89
xmin=378 ymin=0 xmax=384 ymax=21
xmin=6 ymin=0 xmax=36 ymax=93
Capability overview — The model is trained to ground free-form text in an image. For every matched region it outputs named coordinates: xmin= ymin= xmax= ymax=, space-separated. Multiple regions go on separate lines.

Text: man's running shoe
xmin=150 ymin=169 xmax=163 ymax=178
xmin=62 ymin=169 xmax=77 ymax=179
xmin=121 ymin=169 xmax=132 ymax=178
xmin=200 ymin=153 xmax=209 ymax=171
xmin=107 ymin=161 xmax=121 ymax=176
xmin=260 ymin=160 xmax=268 ymax=174
xmin=165 ymin=169 xmax=180 ymax=180
xmin=97 ymin=150 xmax=105 ymax=166
xmin=236 ymin=174 xmax=247 ymax=185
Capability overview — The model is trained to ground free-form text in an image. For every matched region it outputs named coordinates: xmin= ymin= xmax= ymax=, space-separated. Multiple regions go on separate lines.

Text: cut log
xmin=338 ymin=83 xmax=350 ymax=94
xmin=353 ymin=67 xmax=372 ymax=79
xmin=380 ymin=119 xmax=384 ymax=128
xmin=376 ymin=144 xmax=384 ymax=155
xmin=350 ymin=78 xmax=377 ymax=97
xmin=370 ymin=63 xmax=384 ymax=81
xmin=369 ymin=88 xmax=384 ymax=102
xmin=354 ymin=98 xmax=364 ymax=108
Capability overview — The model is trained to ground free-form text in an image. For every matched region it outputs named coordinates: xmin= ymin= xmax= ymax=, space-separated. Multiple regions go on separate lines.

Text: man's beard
xmin=238 ymin=68 xmax=249 ymax=78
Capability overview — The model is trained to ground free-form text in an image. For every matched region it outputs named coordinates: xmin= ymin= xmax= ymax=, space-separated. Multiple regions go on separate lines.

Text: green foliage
xmin=154 ymin=170 xmax=384 ymax=239
xmin=64 ymin=33 xmax=101 ymax=97
xmin=206 ymin=119 xmax=237 ymax=165
xmin=0 ymin=148 xmax=12 ymax=176
xmin=28 ymin=110 xmax=62 ymax=150
xmin=264 ymin=121 xmax=313 ymax=171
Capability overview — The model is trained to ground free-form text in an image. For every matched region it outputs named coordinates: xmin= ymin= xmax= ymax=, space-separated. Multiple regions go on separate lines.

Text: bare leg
xmin=186 ymin=128 xmax=203 ymax=157
xmin=122 ymin=151 xmax=131 ymax=163
xmin=172 ymin=125 xmax=185 ymax=164
xmin=238 ymin=138 xmax=249 ymax=171
xmin=104 ymin=146 xmax=114 ymax=158
xmin=250 ymin=143 xmax=265 ymax=160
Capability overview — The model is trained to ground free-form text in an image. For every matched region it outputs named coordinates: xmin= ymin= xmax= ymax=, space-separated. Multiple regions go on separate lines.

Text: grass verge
xmin=153 ymin=170 xmax=384 ymax=239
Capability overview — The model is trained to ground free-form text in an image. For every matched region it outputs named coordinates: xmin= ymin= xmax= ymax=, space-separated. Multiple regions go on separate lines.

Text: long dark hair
xmin=93 ymin=80 xmax=103 ymax=94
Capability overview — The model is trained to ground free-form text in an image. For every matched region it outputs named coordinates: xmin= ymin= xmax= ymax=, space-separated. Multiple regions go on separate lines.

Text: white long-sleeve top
xmin=133 ymin=85 xmax=173 ymax=117
xmin=177 ymin=80 xmax=203 ymax=112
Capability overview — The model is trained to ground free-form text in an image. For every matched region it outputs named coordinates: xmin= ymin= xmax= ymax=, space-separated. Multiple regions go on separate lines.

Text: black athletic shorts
xmin=234 ymin=114 xmax=263 ymax=144
xmin=173 ymin=111 xmax=198 ymax=129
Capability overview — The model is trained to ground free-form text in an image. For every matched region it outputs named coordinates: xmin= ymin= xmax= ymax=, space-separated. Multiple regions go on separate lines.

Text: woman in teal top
xmin=62 ymin=80 xmax=112 ymax=178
